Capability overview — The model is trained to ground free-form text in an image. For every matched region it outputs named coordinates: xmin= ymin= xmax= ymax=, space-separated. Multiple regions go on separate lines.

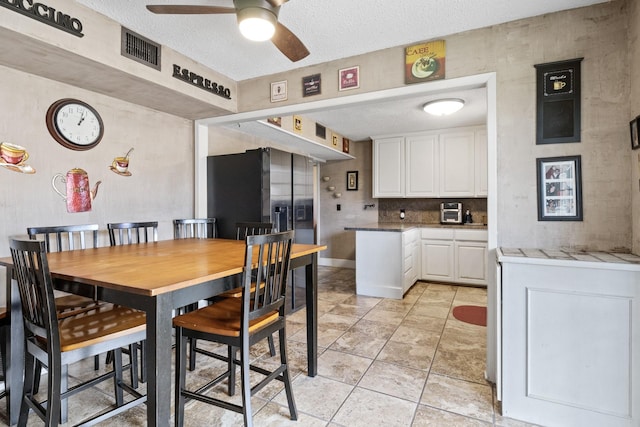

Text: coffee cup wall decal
xmin=110 ymin=147 xmax=133 ymax=176
xmin=0 ymin=142 xmax=36 ymax=174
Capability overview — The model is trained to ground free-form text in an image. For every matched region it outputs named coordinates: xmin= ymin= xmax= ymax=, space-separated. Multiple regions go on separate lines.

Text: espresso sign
xmin=543 ymin=69 xmax=573 ymax=96
xmin=0 ymin=0 xmax=83 ymax=37
xmin=172 ymin=64 xmax=232 ymax=100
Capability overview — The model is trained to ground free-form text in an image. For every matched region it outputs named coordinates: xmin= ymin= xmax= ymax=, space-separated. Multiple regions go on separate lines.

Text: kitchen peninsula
xmin=345 ymin=223 xmax=488 ymax=298
xmin=498 ymin=248 xmax=640 ymax=427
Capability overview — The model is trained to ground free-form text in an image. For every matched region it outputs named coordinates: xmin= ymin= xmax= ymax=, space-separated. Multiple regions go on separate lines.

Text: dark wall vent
xmin=121 ymin=27 xmax=161 ymax=70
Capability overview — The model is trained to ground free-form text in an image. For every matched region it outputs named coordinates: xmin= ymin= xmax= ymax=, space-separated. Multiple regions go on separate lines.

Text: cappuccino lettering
xmin=0 ymin=0 xmax=84 ymax=37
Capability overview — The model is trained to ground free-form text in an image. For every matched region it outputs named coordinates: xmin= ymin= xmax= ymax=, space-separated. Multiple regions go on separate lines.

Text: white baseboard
xmin=319 ymin=258 xmax=355 ymax=269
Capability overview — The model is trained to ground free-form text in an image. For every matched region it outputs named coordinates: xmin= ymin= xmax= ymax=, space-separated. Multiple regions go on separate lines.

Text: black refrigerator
xmin=207 ymin=147 xmax=315 ymax=313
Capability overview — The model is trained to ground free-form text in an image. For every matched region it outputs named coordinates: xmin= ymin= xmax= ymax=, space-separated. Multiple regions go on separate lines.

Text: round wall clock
xmin=46 ymin=98 xmax=104 ymax=151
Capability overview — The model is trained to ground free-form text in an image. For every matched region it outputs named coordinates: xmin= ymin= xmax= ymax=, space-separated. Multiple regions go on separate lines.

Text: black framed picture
xmin=347 ymin=171 xmax=358 ymax=191
xmin=630 ymin=116 xmax=640 ymax=150
xmin=534 ymin=58 xmax=583 ymax=145
xmin=536 ymin=155 xmax=583 ymax=221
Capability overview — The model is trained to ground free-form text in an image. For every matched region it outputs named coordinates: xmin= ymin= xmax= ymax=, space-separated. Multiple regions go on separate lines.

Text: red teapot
xmin=52 ymin=168 xmax=101 ymax=213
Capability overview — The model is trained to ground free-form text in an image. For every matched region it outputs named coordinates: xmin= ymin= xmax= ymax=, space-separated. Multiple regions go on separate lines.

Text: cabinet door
xmin=421 ymin=240 xmax=454 ymax=281
xmin=475 ymin=129 xmax=488 ymax=197
xmin=373 ymin=137 xmax=404 ymax=197
xmin=439 ymin=131 xmax=475 ymax=197
xmin=406 ymin=134 xmax=438 ymax=197
xmin=455 ymin=241 xmax=487 ymax=285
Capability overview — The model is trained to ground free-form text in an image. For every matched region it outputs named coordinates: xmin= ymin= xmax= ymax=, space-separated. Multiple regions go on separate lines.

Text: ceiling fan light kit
xmin=423 ymin=98 xmax=465 ymax=116
xmin=147 ymin=0 xmax=309 ymax=62
xmin=237 ymin=6 xmax=277 ymax=41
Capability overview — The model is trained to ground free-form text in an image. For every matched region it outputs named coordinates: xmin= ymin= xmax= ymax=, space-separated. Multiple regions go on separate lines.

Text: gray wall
xmin=239 ymin=1 xmax=634 ymax=254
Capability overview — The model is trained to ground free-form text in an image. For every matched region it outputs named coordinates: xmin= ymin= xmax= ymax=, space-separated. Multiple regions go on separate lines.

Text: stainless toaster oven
xmin=440 ymin=202 xmax=463 ymax=224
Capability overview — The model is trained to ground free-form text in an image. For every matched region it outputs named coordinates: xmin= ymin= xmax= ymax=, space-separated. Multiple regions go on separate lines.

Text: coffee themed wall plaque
xmin=534 ymin=58 xmax=583 ymax=144
xmin=0 ymin=141 xmax=35 ymax=174
xmin=405 ymin=40 xmax=446 ymax=84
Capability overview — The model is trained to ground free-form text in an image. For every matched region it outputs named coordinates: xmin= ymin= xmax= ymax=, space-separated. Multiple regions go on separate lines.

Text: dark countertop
xmin=344 ymin=223 xmax=488 ymax=232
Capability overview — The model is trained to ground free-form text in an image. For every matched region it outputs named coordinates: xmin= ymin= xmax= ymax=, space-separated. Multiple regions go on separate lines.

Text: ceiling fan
xmin=146 ymin=0 xmax=310 ymax=62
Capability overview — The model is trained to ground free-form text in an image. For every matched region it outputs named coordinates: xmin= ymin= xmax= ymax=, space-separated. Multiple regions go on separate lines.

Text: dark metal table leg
xmin=145 ymin=294 xmax=173 ymax=427
xmin=305 ymin=253 xmax=318 ymax=377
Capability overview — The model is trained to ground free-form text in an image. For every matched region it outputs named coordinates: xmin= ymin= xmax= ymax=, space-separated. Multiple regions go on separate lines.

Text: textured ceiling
xmin=76 ymin=0 xmax=608 ymax=82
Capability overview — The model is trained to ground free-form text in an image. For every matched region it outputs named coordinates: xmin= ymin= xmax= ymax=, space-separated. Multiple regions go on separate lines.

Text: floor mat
xmin=452 ymin=305 xmax=487 ymax=327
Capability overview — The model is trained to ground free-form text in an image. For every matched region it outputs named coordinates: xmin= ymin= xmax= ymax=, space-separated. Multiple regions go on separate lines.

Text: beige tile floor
xmin=1 ymin=267 xmax=539 ymax=426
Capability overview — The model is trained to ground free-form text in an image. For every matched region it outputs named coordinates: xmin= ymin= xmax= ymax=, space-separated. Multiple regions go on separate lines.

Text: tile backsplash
xmin=378 ymin=198 xmax=488 ymax=224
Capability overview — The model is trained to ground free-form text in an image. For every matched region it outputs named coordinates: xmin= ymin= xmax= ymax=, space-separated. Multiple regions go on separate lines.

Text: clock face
xmin=46 ymin=99 xmax=104 ymax=150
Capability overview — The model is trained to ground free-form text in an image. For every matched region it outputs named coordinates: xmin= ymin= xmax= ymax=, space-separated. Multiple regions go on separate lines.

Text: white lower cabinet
xmin=500 ymin=255 xmax=640 ymax=426
xmin=355 ymin=228 xmax=420 ymax=299
xmin=421 ymin=228 xmax=487 ymax=285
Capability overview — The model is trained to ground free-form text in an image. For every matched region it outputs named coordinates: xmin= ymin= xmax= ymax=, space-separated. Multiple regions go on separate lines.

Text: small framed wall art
xmin=270 ymin=80 xmax=287 ymax=102
xmin=339 ymin=66 xmax=359 ymax=91
xmin=536 ymin=155 xmax=583 ymax=221
xmin=343 ymin=138 xmax=350 ymax=154
xmin=405 ymin=40 xmax=446 ymax=84
xmin=303 ymin=73 xmax=321 ymax=97
xmin=630 ymin=116 xmax=640 ymax=150
xmin=347 ymin=171 xmax=358 ymax=191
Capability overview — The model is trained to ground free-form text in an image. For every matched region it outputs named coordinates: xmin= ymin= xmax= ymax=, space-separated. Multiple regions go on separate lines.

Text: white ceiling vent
xmin=121 ymin=27 xmax=161 ymax=70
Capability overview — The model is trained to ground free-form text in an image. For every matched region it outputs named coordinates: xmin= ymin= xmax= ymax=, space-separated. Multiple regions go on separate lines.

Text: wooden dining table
xmin=0 ymin=238 xmax=326 ymax=427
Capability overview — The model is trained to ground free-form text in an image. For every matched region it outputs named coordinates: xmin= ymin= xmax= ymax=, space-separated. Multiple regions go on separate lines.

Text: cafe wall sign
xmin=405 ymin=40 xmax=445 ymax=84
xmin=0 ymin=0 xmax=83 ymax=37
xmin=534 ymin=58 xmax=583 ymax=144
xmin=172 ymin=64 xmax=232 ymax=100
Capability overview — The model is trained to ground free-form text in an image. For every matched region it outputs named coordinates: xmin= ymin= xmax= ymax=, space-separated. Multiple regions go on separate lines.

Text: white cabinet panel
xmin=439 ymin=131 xmax=475 ymax=197
xmin=455 ymin=241 xmax=487 ymax=284
xmin=373 ymin=137 xmax=404 ymax=197
xmin=406 ymin=133 xmax=438 ymax=197
xmin=421 ymin=240 xmax=454 ymax=281
xmin=475 ymin=129 xmax=488 ymax=196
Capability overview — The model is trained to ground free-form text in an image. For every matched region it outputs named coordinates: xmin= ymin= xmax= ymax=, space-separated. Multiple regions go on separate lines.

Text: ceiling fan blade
xmin=272 ymin=22 xmax=309 ymax=62
xmin=267 ymin=0 xmax=289 ymax=7
xmin=146 ymin=5 xmax=235 ymax=14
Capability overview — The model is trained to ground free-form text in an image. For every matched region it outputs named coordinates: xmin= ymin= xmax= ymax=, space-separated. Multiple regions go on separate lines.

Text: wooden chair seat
xmin=173 ymin=298 xmax=277 ymax=337
xmin=55 ymin=294 xmax=102 ymax=313
xmin=57 ymin=304 xmax=146 ymax=352
xmin=217 ymin=281 xmax=264 ymax=299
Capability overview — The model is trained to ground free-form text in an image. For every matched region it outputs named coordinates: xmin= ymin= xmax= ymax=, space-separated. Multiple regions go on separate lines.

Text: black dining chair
xmin=9 ymin=237 xmax=147 ymax=427
xmin=189 ymin=221 xmax=277 ymax=371
xmin=26 ymin=224 xmax=108 ymax=405
xmin=173 ymin=218 xmax=217 ymax=239
xmin=173 ymin=230 xmax=297 ymax=427
xmin=107 ymin=221 xmax=158 ymax=245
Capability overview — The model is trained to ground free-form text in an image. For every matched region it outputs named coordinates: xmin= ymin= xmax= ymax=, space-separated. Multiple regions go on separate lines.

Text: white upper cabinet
xmin=373 ymin=127 xmax=487 ymax=198
xmin=406 ymin=133 xmax=439 ymax=197
xmin=439 ymin=131 xmax=475 ymax=197
xmin=373 ymin=136 xmax=404 ymax=197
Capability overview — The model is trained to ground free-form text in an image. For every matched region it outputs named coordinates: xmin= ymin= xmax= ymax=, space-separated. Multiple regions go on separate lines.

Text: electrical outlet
xmin=337 ymin=204 xmax=341 ymax=211
xmin=400 ymin=209 xmax=405 ymax=220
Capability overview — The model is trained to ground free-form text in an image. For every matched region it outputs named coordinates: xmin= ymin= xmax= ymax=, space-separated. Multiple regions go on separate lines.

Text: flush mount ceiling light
xmin=237 ymin=5 xmax=278 ymax=41
xmin=423 ymin=98 xmax=465 ymax=116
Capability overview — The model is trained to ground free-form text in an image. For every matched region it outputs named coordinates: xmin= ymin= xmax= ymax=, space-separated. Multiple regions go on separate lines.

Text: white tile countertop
xmin=498 ymin=247 xmax=640 ymax=270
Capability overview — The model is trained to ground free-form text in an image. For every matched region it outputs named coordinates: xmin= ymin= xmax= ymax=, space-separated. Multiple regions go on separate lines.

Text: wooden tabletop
xmin=0 ymin=238 xmax=326 ymax=297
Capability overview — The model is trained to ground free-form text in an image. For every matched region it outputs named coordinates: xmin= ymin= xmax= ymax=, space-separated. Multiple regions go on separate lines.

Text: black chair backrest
xmin=9 ymin=238 xmax=60 ymax=353
xmin=27 ymin=224 xmax=99 ymax=253
xmin=243 ymin=230 xmax=293 ymax=323
xmin=107 ymin=221 xmax=158 ymax=246
xmin=173 ymin=218 xmax=217 ymax=239
xmin=235 ymin=222 xmax=274 ymax=241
